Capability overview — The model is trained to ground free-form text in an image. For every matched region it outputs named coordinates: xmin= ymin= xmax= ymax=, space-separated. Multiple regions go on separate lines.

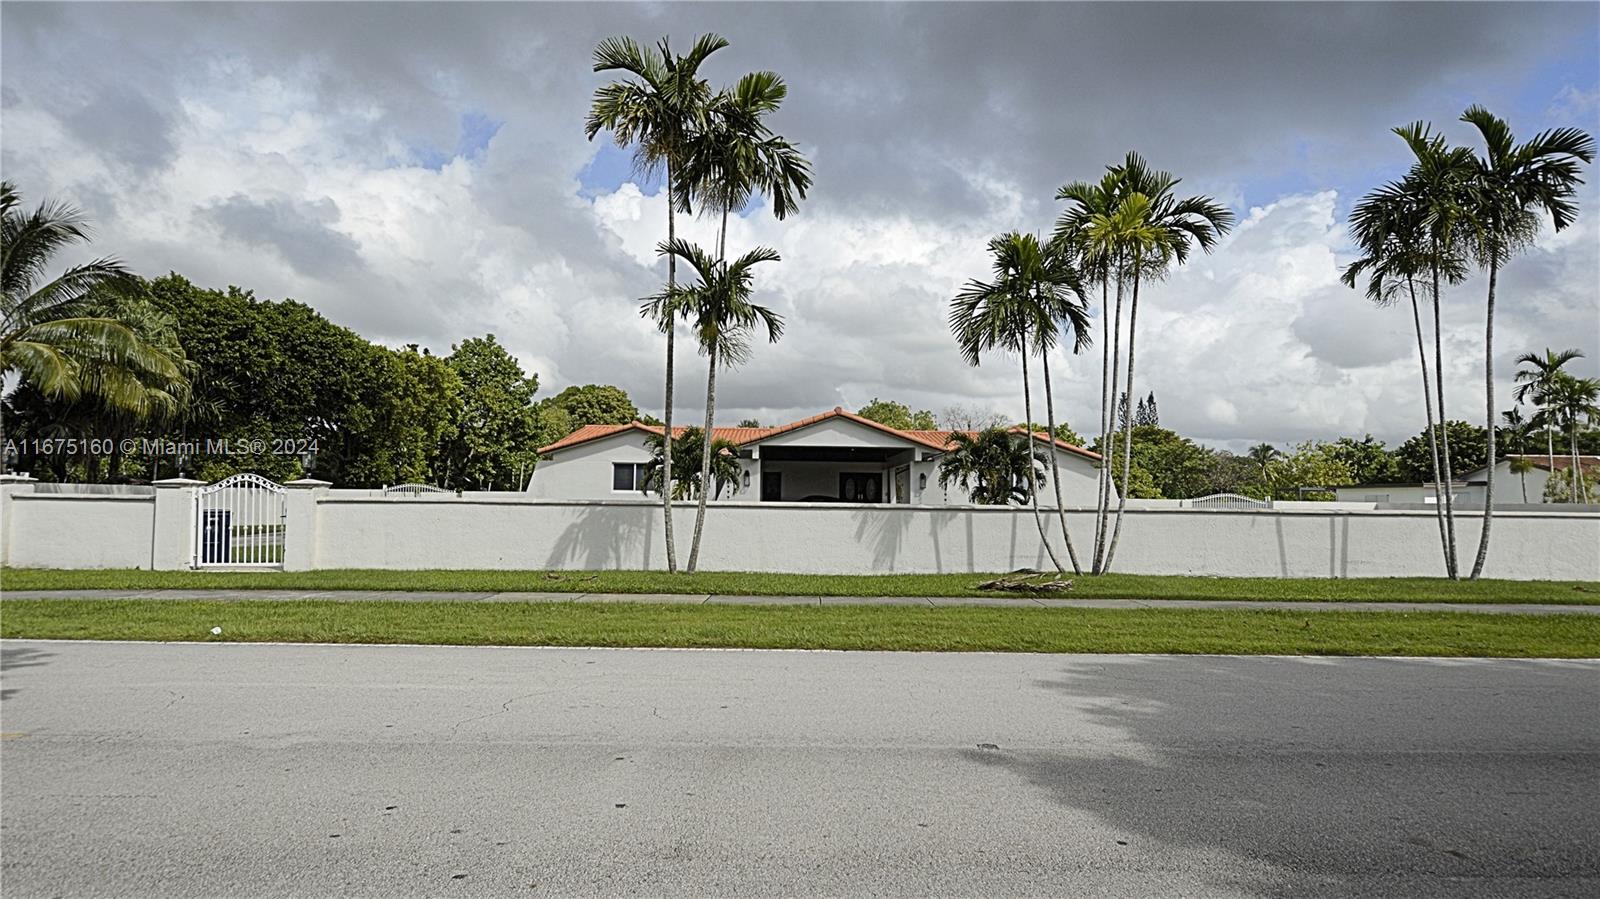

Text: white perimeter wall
xmin=5 ymin=483 xmax=1596 ymax=580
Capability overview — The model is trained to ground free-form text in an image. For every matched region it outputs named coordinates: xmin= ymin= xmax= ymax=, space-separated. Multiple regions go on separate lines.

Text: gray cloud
xmin=203 ymin=195 xmax=364 ymax=281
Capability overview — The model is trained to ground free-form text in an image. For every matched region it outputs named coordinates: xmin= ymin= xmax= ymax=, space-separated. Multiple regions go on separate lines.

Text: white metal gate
xmin=194 ymin=473 xmax=287 ymax=568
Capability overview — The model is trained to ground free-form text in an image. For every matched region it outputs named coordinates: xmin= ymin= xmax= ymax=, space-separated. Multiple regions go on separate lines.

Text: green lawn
xmin=3 ymin=599 xmax=1596 ymax=658
xmin=2 ymin=567 xmax=1593 ymax=604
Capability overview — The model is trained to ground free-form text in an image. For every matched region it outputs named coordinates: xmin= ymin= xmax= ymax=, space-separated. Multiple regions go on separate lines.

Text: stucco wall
xmin=5 ymin=484 xmax=1595 ymax=580
xmin=2 ymin=489 xmax=156 ymax=569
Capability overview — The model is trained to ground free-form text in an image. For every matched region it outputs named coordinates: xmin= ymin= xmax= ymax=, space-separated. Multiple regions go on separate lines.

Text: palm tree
xmin=1032 ymin=239 xmax=1093 ymax=574
xmin=1515 ymin=348 xmax=1585 ymax=477
xmin=1054 ymin=169 xmax=1125 ymax=573
xmin=1455 ymin=106 xmax=1594 ymax=578
xmin=937 ymin=428 xmax=1048 ymax=506
xmin=643 ymin=238 xmax=782 ymax=572
xmin=1393 ymin=124 xmax=1477 ymax=577
xmin=677 ymin=70 xmax=811 ymax=262
xmin=1246 ymin=443 xmax=1281 ymax=476
xmin=1100 ymin=154 xmax=1234 ymax=573
xmin=1538 ymin=373 xmax=1600 ymax=503
xmin=950 ymin=232 xmax=1086 ymax=574
xmin=1343 ymin=179 xmax=1464 ymax=572
xmin=1 ymin=182 xmax=183 ymax=415
xmin=587 ymin=34 xmax=728 ymax=573
xmin=1501 ymin=407 xmax=1534 ymax=503
xmin=641 ymin=427 xmax=742 ymax=500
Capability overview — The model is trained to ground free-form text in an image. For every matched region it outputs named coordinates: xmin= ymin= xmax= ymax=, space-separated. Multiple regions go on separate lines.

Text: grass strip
xmin=2 ymin=568 xmax=1594 ymax=604
xmin=3 ymin=600 xmax=1596 ymax=658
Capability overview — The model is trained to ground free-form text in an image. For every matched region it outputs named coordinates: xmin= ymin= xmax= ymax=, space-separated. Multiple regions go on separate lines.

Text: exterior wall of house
xmin=758 ymin=419 xmax=911 ymax=449
xmin=1333 ymin=484 xmax=1467 ymax=504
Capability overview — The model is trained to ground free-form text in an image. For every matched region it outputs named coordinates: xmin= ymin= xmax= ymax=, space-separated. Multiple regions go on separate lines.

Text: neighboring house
xmin=529 ymin=407 xmax=1108 ymax=506
xmin=1332 ymin=482 xmax=1470 ymax=504
xmin=1332 ymin=455 xmax=1600 ymax=505
xmin=1458 ymin=454 xmax=1600 ymax=505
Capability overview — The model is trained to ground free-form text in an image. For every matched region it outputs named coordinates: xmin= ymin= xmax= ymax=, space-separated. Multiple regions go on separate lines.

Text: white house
xmin=1332 ymin=455 xmax=1600 ymax=506
xmin=529 ymin=407 xmax=1109 ymax=506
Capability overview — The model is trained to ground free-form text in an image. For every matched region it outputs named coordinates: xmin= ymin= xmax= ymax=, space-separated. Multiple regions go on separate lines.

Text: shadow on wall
xmin=852 ymin=507 xmax=911 ymax=573
xmin=544 ymin=505 xmax=653 ymax=571
xmin=958 ymin=656 xmax=1599 ymax=895
xmin=1 ymin=645 xmax=55 ymax=701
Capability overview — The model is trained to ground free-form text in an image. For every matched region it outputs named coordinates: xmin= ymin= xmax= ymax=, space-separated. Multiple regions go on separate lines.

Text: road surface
xmin=2 ymin=640 xmax=1596 ymax=897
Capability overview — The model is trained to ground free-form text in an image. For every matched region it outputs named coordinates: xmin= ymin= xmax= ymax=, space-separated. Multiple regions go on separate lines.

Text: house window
xmin=612 ymin=463 xmax=651 ymax=492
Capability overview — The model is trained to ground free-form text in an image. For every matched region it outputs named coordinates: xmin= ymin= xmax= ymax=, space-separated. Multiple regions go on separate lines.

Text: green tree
xmin=1394 ymin=421 xmax=1488 ymax=483
xmin=588 ymin=32 xmax=728 ymax=573
xmin=1533 ymin=373 xmax=1600 ymax=503
xmin=1246 ymin=443 xmax=1281 ymax=476
xmin=950 ymin=232 xmax=1091 ymax=574
xmin=543 ymin=384 xmax=638 ymax=429
xmin=644 ymin=238 xmax=782 ymax=572
xmin=441 ymin=334 xmax=540 ymax=491
xmin=1321 ymin=435 xmax=1399 ymax=485
xmin=736 ymin=418 xmax=761 ymax=428
xmin=1204 ymin=451 xmax=1270 ymax=499
xmin=858 ymin=397 xmax=937 ymax=431
xmin=1456 ymin=106 xmax=1594 ymax=577
xmin=937 ymin=428 xmax=1047 ymax=506
xmin=1264 ymin=442 xmax=1356 ymax=501
xmin=641 ymin=427 xmax=741 ymax=500
xmin=1 ymin=183 xmax=184 ymax=415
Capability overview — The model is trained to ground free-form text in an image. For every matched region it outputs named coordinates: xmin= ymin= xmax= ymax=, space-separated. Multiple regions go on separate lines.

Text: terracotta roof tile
xmin=536 ymin=410 xmax=1103 ymax=460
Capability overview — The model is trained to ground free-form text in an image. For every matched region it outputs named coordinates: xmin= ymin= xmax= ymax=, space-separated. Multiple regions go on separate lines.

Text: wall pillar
xmin=283 ymin=479 xmax=330 ymax=571
xmin=151 ymin=477 xmax=204 ymax=570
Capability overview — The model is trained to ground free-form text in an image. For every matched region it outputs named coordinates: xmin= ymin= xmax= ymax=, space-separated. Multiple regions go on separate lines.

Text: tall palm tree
xmin=1514 ymin=347 xmax=1585 ymax=476
xmin=1343 ymin=179 xmax=1464 ymax=572
xmin=1 ymin=182 xmax=183 ymax=415
xmin=677 ymin=70 xmax=811 ymax=262
xmin=1098 ymin=154 xmax=1234 ymax=573
xmin=1032 ymin=239 xmax=1093 ymax=574
xmin=643 ymin=238 xmax=782 ymax=572
xmin=1537 ymin=373 xmax=1600 ymax=503
xmin=587 ymin=34 xmax=728 ymax=573
xmin=1054 ymin=169 xmax=1125 ymax=572
xmin=950 ymin=232 xmax=1085 ymax=574
xmin=937 ymin=428 xmax=1048 ymax=506
xmin=1455 ymin=106 xmax=1594 ymax=578
xmin=1246 ymin=443 xmax=1280 ymax=477
xmin=1393 ymin=124 xmax=1477 ymax=577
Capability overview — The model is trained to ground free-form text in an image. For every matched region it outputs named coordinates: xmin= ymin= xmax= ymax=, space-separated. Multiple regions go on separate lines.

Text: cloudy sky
xmin=4 ymin=1 xmax=1597 ymax=450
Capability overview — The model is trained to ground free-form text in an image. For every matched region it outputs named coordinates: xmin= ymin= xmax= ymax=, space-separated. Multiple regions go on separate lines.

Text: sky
xmin=3 ymin=1 xmax=1598 ymax=452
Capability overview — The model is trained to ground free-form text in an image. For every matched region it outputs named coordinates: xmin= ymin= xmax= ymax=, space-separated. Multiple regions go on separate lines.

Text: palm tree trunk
xmin=1039 ymin=349 xmax=1081 ymax=574
xmin=1469 ymin=254 xmax=1498 ymax=579
xmin=661 ymin=166 xmax=679 ymax=572
xmin=1548 ymin=428 xmax=1557 ymax=499
xmin=1095 ymin=268 xmax=1125 ymax=574
xmin=1021 ymin=351 xmax=1065 ymax=574
xmin=1103 ymin=262 xmax=1141 ymax=572
xmin=1092 ymin=275 xmax=1111 ymax=574
xmin=1406 ymin=277 xmax=1451 ymax=574
xmin=686 ymin=343 xmax=717 ymax=572
xmin=1573 ymin=423 xmax=1584 ymax=502
xmin=1430 ymin=264 xmax=1458 ymax=578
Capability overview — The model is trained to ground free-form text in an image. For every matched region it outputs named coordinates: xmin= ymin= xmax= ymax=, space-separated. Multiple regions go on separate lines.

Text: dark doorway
xmin=839 ymin=472 xmax=883 ymax=503
xmin=761 ymin=472 xmax=783 ymax=501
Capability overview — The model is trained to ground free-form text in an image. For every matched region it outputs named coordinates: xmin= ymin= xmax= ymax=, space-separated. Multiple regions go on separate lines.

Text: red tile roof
xmin=1505 ymin=454 xmax=1600 ymax=474
xmin=537 ymin=407 xmax=1103 ymax=460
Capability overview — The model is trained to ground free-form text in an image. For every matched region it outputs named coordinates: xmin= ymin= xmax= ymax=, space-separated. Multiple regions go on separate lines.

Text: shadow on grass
xmin=959 ymin=655 xmax=1600 ymax=896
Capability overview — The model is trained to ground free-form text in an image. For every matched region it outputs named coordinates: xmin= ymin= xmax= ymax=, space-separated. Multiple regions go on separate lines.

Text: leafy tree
xmin=1321 ymin=435 xmax=1399 ymax=485
xmin=1 ymin=182 xmax=184 ymax=415
xmin=1134 ymin=391 xmax=1159 ymax=427
xmin=1455 ymin=106 xmax=1594 ymax=577
xmin=1246 ymin=443 xmax=1281 ymax=475
xmin=1204 ymin=451 xmax=1270 ymax=499
xmin=542 ymin=384 xmax=638 ymax=429
xmin=736 ymin=418 xmax=761 ymax=428
xmin=937 ymin=428 xmax=1046 ymax=506
xmin=640 ymin=427 xmax=741 ymax=500
xmin=1514 ymin=347 xmax=1585 ymax=474
xmin=441 ymin=334 xmax=540 ymax=491
xmin=643 ymin=238 xmax=782 ymax=572
xmin=1533 ymin=373 xmax=1600 ymax=502
xmin=588 ymin=32 xmax=728 ymax=572
xmin=1394 ymin=421 xmax=1488 ymax=482
xmin=858 ymin=397 xmax=937 ymax=431
xmin=940 ymin=404 xmax=1007 ymax=432
xmin=1017 ymin=421 xmax=1087 ymax=447
xmin=1264 ymin=442 xmax=1356 ymax=501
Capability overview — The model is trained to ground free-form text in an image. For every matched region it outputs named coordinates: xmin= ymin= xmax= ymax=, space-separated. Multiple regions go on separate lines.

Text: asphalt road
xmin=1 ymin=641 xmax=1596 ymax=898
